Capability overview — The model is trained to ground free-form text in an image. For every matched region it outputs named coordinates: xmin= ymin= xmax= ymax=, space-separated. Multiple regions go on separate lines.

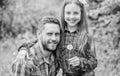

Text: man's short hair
xmin=38 ymin=16 xmax=60 ymax=33
xmin=41 ymin=16 xmax=60 ymax=25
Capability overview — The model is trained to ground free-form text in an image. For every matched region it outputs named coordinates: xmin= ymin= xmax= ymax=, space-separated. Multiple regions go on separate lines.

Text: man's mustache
xmin=49 ymin=40 xmax=59 ymax=44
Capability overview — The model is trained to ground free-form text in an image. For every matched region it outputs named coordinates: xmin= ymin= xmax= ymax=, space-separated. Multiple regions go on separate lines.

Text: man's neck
xmin=41 ymin=49 xmax=52 ymax=59
xmin=38 ymin=39 xmax=52 ymax=59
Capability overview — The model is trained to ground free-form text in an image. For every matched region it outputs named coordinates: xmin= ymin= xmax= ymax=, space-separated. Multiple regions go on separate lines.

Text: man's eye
xmin=47 ymin=33 xmax=52 ymax=36
xmin=56 ymin=33 xmax=60 ymax=36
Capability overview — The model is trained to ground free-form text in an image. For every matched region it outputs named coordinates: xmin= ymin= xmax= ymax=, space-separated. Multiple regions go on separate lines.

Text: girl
xmin=57 ymin=0 xmax=97 ymax=76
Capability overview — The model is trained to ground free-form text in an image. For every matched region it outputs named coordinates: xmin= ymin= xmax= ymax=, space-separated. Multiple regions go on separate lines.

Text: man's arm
xmin=11 ymin=40 xmax=37 ymax=76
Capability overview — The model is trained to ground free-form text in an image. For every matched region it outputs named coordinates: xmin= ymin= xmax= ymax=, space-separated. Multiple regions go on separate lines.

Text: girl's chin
xmin=68 ymin=24 xmax=77 ymax=26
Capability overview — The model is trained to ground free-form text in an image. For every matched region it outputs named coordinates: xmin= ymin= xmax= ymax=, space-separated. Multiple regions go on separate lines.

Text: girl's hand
xmin=67 ymin=56 xmax=80 ymax=67
xmin=67 ymin=56 xmax=87 ymax=68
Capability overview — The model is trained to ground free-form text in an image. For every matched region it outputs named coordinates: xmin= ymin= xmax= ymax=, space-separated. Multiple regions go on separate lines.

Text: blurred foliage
xmin=87 ymin=0 xmax=120 ymax=76
xmin=0 ymin=0 xmax=63 ymax=40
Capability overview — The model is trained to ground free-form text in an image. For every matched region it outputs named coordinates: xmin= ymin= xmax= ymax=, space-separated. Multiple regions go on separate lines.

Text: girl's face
xmin=64 ymin=3 xmax=81 ymax=27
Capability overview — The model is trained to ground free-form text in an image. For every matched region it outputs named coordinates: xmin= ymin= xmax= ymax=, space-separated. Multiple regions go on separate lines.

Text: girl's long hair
xmin=60 ymin=0 xmax=89 ymax=55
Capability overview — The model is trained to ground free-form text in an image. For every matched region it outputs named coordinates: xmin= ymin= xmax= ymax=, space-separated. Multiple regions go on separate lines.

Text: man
xmin=11 ymin=16 xmax=61 ymax=76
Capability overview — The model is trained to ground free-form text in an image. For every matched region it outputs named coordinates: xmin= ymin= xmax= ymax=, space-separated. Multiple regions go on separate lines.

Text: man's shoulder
xmin=18 ymin=39 xmax=38 ymax=52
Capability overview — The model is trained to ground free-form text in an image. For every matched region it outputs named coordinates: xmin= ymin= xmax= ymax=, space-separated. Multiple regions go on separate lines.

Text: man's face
xmin=41 ymin=23 xmax=60 ymax=52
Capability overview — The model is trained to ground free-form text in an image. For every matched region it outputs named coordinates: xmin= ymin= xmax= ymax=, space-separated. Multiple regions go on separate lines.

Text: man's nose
xmin=51 ymin=35 xmax=57 ymax=40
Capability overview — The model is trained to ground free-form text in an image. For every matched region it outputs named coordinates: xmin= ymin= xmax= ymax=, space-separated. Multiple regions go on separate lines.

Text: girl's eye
xmin=66 ymin=12 xmax=70 ymax=15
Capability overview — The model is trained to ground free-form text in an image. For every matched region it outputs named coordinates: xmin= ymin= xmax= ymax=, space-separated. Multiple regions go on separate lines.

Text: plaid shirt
xmin=58 ymin=28 xmax=97 ymax=76
xmin=11 ymin=40 xmax=59 ymax=76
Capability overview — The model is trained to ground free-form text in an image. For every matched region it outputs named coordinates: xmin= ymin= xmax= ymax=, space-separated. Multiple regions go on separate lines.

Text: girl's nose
xmin=70 ymin=14 xmax=74 ymax=19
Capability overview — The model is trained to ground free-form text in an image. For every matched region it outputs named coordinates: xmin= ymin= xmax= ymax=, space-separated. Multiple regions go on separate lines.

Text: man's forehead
xmin=44 ymin=23 xmax=60 ymax=29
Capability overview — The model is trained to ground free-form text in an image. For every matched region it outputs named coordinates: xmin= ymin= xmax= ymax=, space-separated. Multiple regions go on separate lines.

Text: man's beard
xmin=42 ymin=43 xmax=57 ymax=53
xmin=41 ymin=39 xmax=59 ymax=52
